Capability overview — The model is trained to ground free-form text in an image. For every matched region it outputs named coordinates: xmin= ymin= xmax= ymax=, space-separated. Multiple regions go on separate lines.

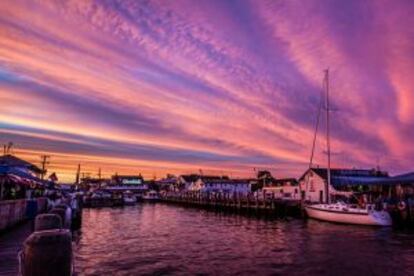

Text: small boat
xmin=305 ymin=202 xmax=392 ymax=226
xmin=142 ymin=190 xmax=160 ymax=201
xmin=123 ymin=191 xmax=137 ymax=205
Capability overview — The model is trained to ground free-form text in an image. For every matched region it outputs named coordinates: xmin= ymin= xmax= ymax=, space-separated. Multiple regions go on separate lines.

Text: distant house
xmin=187 ymin=175 xmax=226 ymax=191
xmin=256 ymin=170 xmax=275 ymax=190
xmin=156 ymin=176 xmax=178 ymax=192
xmin=299 ymin=168 xmax=389 ymax=203
xmin=177 ymin=174 xmax=201 ymax=191
xmin=80 ymin=177 xmax=110 ymax=190
xmin=261 ymin=178 xmax=300 ymax=200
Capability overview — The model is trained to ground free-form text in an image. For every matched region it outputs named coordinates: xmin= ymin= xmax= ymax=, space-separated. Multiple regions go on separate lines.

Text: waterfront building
xmin=299 ymin=168 xmax=389 ymax=203
xmin=257 ymin=170 xmax=274 ymax=189
xmin=190 ymin=176 xmax=252 ymax=195
xmin=111 ymin=174 xmax=144 ymax=185
xmin=0 ymin=154 xmax=44 ymax=178
xmin=0 ymin=155 xmax=51 ymax=231
xmin=261 ymin=178 xmax=300 ymax=200
xmin=0 ymin=155 xmax=45 ymax=200
xmin=105 ymin=174 xmax=148 ymax=196
xmin=79 ymin=177 xmax=109 ymax=190
xmin=358 ymin=171 xmax=414 ymax=199
xmin=187 ymin=175 xmax=224 ymax=191
xmin=156 ymin=175 xmax=178 ymax=192
xmin=176 ymin=174 xmax=201 ymax=191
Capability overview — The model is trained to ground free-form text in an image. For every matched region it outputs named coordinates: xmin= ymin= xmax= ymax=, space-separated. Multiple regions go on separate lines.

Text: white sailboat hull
xmin=305 ymin=205 xmax=392 ymax=226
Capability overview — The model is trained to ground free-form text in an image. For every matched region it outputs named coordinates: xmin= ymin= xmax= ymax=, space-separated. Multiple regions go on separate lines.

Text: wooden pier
xmin=161 ymin=192 xmax=303 ymax=218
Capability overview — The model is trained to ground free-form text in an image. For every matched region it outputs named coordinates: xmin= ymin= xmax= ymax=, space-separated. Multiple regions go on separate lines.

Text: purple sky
xmin=0 ymin=0 xmax=413 ymax=181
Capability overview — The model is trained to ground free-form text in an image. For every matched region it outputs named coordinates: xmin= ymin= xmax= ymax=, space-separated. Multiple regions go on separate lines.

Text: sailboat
xmin=304 ymin=70 xmax=392 ymax=226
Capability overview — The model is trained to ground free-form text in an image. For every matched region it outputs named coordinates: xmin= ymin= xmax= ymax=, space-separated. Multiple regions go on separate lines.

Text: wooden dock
xmin=161 ymin=192 xmax=303 ymax=217
xmin=0 ymin=222 xmax=32 ymax=276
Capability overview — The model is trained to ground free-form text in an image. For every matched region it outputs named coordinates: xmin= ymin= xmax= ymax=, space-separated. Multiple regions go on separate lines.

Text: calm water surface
xmin=74 ymin=204 xmax=414 ymax=275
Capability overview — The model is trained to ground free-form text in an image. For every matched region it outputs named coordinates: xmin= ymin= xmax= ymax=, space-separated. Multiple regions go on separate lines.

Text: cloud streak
xmin=0 ymin=0 xmax=413 ymax=181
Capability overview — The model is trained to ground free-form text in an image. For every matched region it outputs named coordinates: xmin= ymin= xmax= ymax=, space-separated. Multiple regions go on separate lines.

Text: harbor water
xmin=74 ymin=204 xmax=414 ymax=275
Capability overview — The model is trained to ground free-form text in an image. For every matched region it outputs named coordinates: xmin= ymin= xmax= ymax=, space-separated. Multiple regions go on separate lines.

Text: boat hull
xmin=142 ymin=197 xmax=160 ymax=202
xmin=123 ymin=199 xmax=136 ymax=205
xmin=305 ymin=205 xmax=392 ymax=226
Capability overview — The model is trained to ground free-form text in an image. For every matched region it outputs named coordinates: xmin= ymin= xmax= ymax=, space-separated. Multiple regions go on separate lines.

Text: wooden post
xmin=0 ymin=177 xmax=4 ymax=200
xmin=21 ymin=229 xmax=72 ymax=276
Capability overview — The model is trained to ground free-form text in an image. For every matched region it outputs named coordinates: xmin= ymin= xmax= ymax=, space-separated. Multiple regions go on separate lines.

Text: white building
xmin=261 ymin=178 xmax=300 ymax=200
xmin=177 ymin=174 xmax=200 ymax=191
xmin=299 ymin=168 xmax=389 ymax=203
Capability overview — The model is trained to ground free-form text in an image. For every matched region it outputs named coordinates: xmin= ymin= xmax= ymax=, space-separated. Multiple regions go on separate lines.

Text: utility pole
xmin=40 ymin=155 xmax=50 ymax=180
xmin=76 ymin=164 xmax=81 ymax=184
xmin=98 ymin=168 xmax=102 ymax=180
xmin=3 ymin=142 xmax=13 ymax=155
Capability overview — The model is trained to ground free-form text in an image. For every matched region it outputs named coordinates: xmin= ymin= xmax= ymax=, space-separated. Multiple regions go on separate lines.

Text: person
xmin=374 ymin=195 xmax=383 ymax=211
xmin=25 ymin=188 xmax=32 ymax=199
xmin=357 ymin=195 xmax=366 ymax=208
xmin=10 ymin=186 xmax=16 ymax=199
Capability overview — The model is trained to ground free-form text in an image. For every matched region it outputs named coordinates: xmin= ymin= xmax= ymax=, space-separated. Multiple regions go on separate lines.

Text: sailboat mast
xmin=325 ymin=69 xmax=331 ymax=204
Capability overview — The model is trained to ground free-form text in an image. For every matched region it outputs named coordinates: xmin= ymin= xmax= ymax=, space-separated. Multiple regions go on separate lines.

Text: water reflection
xmin=74 ymin=204 xmax=414 ymax=275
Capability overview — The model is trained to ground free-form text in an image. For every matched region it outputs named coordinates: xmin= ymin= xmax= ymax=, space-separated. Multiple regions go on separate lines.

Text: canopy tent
xmin=0 ymin=154 xmax=44 ymax=174
xmin=0 ymin=166 xmax=44 ymax=186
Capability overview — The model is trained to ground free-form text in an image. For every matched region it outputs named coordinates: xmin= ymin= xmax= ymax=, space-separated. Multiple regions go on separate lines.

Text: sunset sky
xmin=0 ymin=0 xmax=413 ymax=182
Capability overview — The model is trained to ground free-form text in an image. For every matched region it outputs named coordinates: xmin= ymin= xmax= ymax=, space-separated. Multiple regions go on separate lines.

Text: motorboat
xmin=123 ymin=191 xmax=137 ymax=205
xmin=305 ymin=202 xmax=392 ymax=226
xmin=142 ymin=190 xmax=160 ymax=201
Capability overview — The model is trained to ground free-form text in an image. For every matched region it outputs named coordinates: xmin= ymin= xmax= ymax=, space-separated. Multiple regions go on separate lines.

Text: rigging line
xmin=304 ymin=76 xmax=326 ymax=199
xmin=308 ymin=79 xmax=325 ymax=169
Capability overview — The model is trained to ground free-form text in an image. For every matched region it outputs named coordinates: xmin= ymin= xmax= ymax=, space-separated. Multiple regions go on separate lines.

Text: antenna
xmin=7 ymin=142 xmax=13 ymax=154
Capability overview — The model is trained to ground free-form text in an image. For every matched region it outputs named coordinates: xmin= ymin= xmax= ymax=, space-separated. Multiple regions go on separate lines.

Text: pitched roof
xmin=270 ymin=178 xmax=298 ymax=186
xmin=0 ymin=154 xmax=43 ymax=174
xmin=202 ymin=179 xmax=249 ymax=185
xmin=299 ymin=167 xmax=388 ymax=180
xmin=180 ymin=174 xmax=200 ymax=182
xmin=299 ymin=167 xmax=392 ymax=187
